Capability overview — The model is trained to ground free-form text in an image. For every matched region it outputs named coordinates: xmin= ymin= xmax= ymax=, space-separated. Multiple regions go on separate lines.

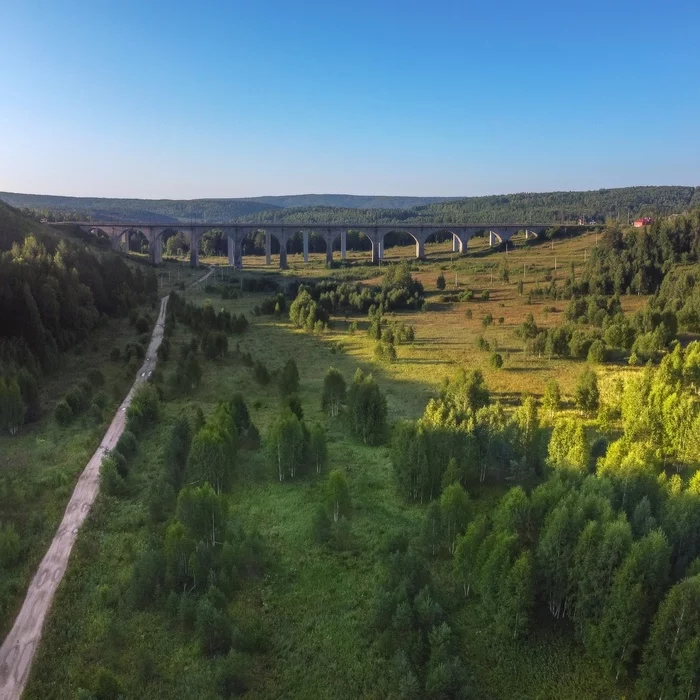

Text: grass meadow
xmin=20 ymin=232 xmax=632 ymax=698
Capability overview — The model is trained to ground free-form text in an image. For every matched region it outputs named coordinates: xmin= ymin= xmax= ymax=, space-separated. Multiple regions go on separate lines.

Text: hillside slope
xmin=250 ymin=194 xmax=451 ymax=209
xmin=0 ymin=201 xmax=77 ymax=251
xmin=2 ymin=185 xmax=698 ymax=226
xmin=0 ymin=193 xmax=281 ymax=224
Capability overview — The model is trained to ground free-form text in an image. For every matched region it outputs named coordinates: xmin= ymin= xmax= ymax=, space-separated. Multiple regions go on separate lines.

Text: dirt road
xmin=0 ymin=295 xmax=170 ymax=700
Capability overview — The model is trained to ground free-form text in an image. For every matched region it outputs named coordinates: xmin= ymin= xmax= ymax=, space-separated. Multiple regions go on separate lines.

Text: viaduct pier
xmin=59 ymin=222 xmax=549 ymax=268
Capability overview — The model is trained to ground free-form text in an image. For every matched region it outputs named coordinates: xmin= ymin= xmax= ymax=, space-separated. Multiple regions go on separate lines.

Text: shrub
xmin=480 ymin=290 xmax=490 ymax=301
xmin=89 ymin=403 xmax=103 ymax=423
xmin=465 ymin=309 xmax=473 ymax=319
xmin=116 ymin=430 xmax=137 ymax=458
xmin=101 ymin=453 xmax=126 ymax=496
xmin=55 ymin=399 xmax=73 ymax=426
xmin=126 ymin=384 xmax=160 ymax=434
xmin=157 ymin=339 xmax=171 ymax=361
xmin=217 ymin=651 xmax=250 ymax=698
xmin=135 ymin=316 xmax=150 ymax=333
xmin=253 ymin=361 xmax=270 ymax=385
xmin=93 ymin=391 xmax=109 ymax=409
xmin=197 ymin=599 xmax=232 ymax=657
xmin=279 ymin=359 xmax=300 ymax=396
xmin=489 ymin=352 xmax=504 ymax=369
xmin=587 ymin=339 xmax=606 ymax=364
xmin=574 ymin=368 xmax=600 ymax=415
xmin=476 ymin=336 xmax=490 ymax=352
xmin=65 ymin=386 xmax=88 ymax=414
xmin=436 ymin=272 xmax=446 ymax=290
xmin=285 ymin=395 xmax=304 ymax=420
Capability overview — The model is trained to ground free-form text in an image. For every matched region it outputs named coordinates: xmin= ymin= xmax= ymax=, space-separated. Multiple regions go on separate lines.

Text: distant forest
xmin=1 ymin=185 xmax=698 ymax=226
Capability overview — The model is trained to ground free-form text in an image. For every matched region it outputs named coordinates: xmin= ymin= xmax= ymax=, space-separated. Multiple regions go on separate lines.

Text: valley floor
xmin=20 ymin=248 xmax=628 ymax=698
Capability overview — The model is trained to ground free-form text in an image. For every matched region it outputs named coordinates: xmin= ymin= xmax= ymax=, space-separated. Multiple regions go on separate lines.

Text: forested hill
xmin=0 ymin=200 xmax=77 ymax=251
xmin=0 ymin=193 xmax=280 ymax=224
xmin=250 ymin=194 xmax=451 ymax=209
xmin=235 ymin=186 xmax=700 ymax=225
xmin=1 ymin=185 xmax=698 ymax=225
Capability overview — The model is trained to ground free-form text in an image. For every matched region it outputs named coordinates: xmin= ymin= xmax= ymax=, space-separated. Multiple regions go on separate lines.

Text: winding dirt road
xmin=0 ymin=295 xmax=170 ymax=700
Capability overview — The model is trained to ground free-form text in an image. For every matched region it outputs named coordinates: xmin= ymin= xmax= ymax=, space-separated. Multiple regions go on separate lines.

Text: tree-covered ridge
xmin=0 ymin=234 xmax=158 ymax=433
xmin=0 ymin=193 xmax=280 ymax=224
xmin=582 ymin=209 xmax=700 ymax=297
xmin=2 ymin=185 xmax=698 ymax=225
xmin=406 ymin=186 xmax=700 ymax=225
xmin=246 ymin=194 xmax=451 ymax=210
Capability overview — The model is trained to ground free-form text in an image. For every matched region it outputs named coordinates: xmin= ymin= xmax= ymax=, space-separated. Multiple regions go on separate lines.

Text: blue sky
xmin=1 ymin=0 xmax=699 ymax=198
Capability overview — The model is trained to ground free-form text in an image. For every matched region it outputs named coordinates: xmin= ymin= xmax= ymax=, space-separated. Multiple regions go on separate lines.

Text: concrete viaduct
xmin=64 ymin=222 xmax=548 ymax=268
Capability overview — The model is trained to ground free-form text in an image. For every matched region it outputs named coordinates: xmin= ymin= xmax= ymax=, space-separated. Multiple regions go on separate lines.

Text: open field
xmin=20 ymin=231 xmax=633 ymax=698
xmin=172 ymin=230 xmax=648 ymax=402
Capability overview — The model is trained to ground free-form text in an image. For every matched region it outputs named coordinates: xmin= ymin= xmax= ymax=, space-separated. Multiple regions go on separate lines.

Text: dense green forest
xmin=2 ymin=185 xmax=698 ymax=226
xmin=0 ymin=201 xmax=158 ymax=434
xmin=0 ymin=194 xmax=279 ymax=224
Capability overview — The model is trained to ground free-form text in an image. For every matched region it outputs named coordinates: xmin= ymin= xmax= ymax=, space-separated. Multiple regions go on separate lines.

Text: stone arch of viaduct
xmin=71 ymin=223 xmax=547 ymax=269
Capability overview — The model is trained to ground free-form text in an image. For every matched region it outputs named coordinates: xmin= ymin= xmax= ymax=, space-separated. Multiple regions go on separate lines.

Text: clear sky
xmin=1 ymin=0 xmax=699 ymax=199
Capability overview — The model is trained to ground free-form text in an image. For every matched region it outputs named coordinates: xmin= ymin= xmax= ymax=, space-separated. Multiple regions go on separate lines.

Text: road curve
xmin=0 ymin=295 xmax=170 ymax=700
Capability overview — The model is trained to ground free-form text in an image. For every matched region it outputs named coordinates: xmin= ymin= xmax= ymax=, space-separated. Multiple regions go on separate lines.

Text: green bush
xmin=65 ymin=386 xmax=88 ymax=414
xmin=55 ymin=399 xmax=73 ymax=426
xmin=587 ymin=339 xmax=606 ymax=364
xmin=489 ymin=352 xmax=504 ymax=369
xmin=135 ymin=316 xmax=150 ymax=334
xmin=253 ymin=361 xmax=270 ymax=385
xmin=88 ymin=369 xmax=105 ymax=387
xmin=89 ymin=402 xmax=103 ymax=423
xmin=197 ymin=599 xmax=232 ymax=657
xmin=101 ymin=454 xmax=126 ymax=497
xmin=93 ymin=391 xmax=109 ymax=410
xmin=116 ymin=430 xmax=137 ymax=458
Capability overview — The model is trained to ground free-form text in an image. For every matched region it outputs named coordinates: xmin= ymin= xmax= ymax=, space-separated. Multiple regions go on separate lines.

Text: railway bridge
xmin=59 ymin=222 xmax=548 ymax=268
